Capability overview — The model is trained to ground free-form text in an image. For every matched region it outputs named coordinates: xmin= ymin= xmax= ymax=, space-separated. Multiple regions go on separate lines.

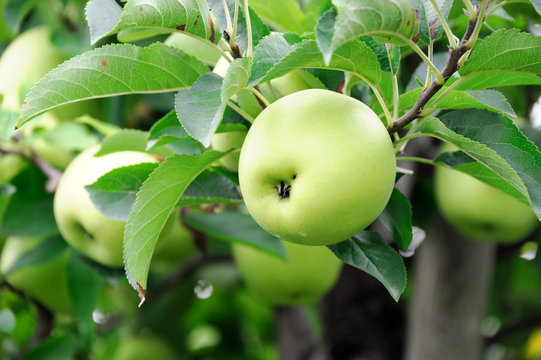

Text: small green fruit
xmin=0 ymin=237 xmax=71 ymax=314
xmin=210 ymin=131 xmax=247 ymax=172
xmin=232 ymin=241 xmax=341 ymax=305
xmin=435 ymin=157 xmax=538 ymax=243
xmin=54 ymin=145 xmax=158 ymax=267
xmin=239 ymin=89 xmax=396 ymax=246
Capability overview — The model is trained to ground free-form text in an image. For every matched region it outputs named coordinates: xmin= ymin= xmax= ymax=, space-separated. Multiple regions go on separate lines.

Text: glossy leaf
xmin=378 ymin=189 xmax=413 ymax=251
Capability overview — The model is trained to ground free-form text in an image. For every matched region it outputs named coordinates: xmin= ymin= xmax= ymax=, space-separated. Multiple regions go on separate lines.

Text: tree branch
xmin=388 ymin=9 xmax=481 ymax=134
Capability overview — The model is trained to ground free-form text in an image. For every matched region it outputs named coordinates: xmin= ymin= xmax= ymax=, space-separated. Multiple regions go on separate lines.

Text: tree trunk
xmin=405 ymin=218 xmax=496 ymax=360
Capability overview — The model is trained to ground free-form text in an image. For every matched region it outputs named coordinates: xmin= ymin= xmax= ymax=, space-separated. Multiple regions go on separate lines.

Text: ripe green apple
xmin=0 ymin=236 xmax=71 ymax=314
xmin=239 ymin=89 xmax=396 ymax=246
xmin=0 ymin=26 xmax=101 ymax=120
xmin=434 ymin=152 xmax=538 ymax=243
xmin=232 ymin=241 xmax=341 ymax=305
xmin=54 ymin=145 xmax=158 ymax=267
xmin=113 ymin=335 xmax=176 ymax=360
xmin=210 ymin=131 xmax=247 ymax=172
xmin=165 ymin=32 xmax=220 ymax=66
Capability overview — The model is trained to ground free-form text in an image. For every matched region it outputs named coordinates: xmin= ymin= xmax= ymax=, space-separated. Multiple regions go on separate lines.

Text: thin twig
xmin=388 ymin=6 xmax=482 ymax=134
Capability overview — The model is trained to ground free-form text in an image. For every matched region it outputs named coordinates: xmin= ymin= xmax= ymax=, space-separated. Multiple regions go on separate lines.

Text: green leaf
xmin=17 ymin=43 xmax=209 ymax=128
xmin=460 ymin=29 xmax=541 ymax=78
xmin=319 ymin=0 xmax=418 ymax=64
xmin=248 ymin=0 xmax=312 ymax=33
xmin=5 ymin=236 xmax=67 ymax=275
xmin=378 ymin=189 xmax=413 ymax=251
xmin=437 ymin=110 xmax=541 ymax=219
xmin=76 ymin=115 xmax=121 ymax=136
xmin=1 ymin=167 xmax=57 ymax=237
xmin=248 ymin=33 xmax=296 ymax=86
xmin=419 ymin=111 xmax=541 ymax=219
xmin=222 ymin=57 xmax=251 ymax=102
xmin=95 ymin=129 xmax=148 ymax=156
xmin=124 ymin=150 xmax=227 ymax=298
xmin=359 ymin=36 xmax=401 ymax=74
xmin=0 ymin=109 xmax=17 ymax=140
xmin=180 ymin=170 xmax=242 ymax=205
xmin=411 ymin=0 xmax=453 ymax=44
xmin=249 ymin=36 xmax=382 ymax=89
xmin=455 ymin=72 xmax=541 ymax=90
xmin=148 ymin=110 xmax=189 ymax=148
xmin=85 ymin=0 xmax=123 ymax=45
xmin=328 ymin=231 xmax=407 ymax=301
xmin=183 ymin=212 xmax=286 ymax=259
xmin=25 ymin=335 xmax=78 ymax=360
xmin=86 ymin=163 xmax=159 ymax=221
xmin=393 ymin=88 xmax=516 ymax=118
xmin=175 ymin=72 xmax=225 ymax=147
xmin=435 ymin=151 xmax=528 ymax=205
xmin=87 ymin=0 xmax=220 ymax=45
xmin=67 ymin=253 xmax=104 ymax=344
xmin=0 ymin=184 xmax=15 ymax=228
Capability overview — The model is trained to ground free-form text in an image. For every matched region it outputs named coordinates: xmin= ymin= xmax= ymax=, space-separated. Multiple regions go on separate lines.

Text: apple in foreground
xmin=54 ymin=145 xmax=158 ymax=267
xmin=232 ymin=241 xmax=341 ymax=305
xmin=239 ymin=89 xmax=396 ymax=246
xmin=434 ymin=154 xmax=538 ymax=242
xmin=0 ymin=236 xmax=71 ymax=314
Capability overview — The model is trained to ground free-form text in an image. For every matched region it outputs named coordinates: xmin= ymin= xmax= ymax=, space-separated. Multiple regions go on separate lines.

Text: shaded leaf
xmin=328 ymin=231 xmax=406 ymax=301
xmin=4 ymin=235 xmax=67 ymax=275
xmin=124 ymin=150 xmax=228 ymax=297
xmin=378 ymin=189 xmax=413 ymax=251
xmin=85 ymin=0 xmax=122 ymax=45
xmin=184 ymin=212 xmax=286 ymax=259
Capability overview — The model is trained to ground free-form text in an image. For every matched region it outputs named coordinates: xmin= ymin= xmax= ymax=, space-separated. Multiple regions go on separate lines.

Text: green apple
xmin=54 ymin=145 xmax=158 ymax=267
xmin=210 ymin=131 xmax=247 ymax=172
xmin=434 ymin=151 xmax=538 ymax=242
xmin=113 ymin=335 xmax=176 ymax=360
xmin=151 ymin=213 xmax=196 ymax=275
xmin=268 ymin=70 xmax=312 ymax=97
xmin=0 ymin=26 xmax=101 ymax=120
xmin=0 ymin=236 xmax=71 ymax=314
xmin=239 ymin=89 xmax=396 ymax=246
xmin=0 ymin=27 xmax=64 ymax=112
xmin=0 ymin=153 xmax=25 ymax=183
xmin=232 ymin=241 xmax=341 ymax=305
xmin=165 ymin=32 xmax=220 ymax=66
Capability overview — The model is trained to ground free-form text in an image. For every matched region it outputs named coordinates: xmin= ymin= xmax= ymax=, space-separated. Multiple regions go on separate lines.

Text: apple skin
xmin=165 ymin=32 xmax=220 ymax=66
xmin=210 ymin=131 xmax=247 ymax=172
xmin=54 ymin=145 xmax=158 ymax=267
xmin=232 ymin=241 xmax=341 ymax=305
xmin=239 ymin=89 xmax=396 ymax=246
xmin=113 ymin=335 xmax=176 ymax=360
xmin=0 ymin=236 xmax=72 ymax=314
xmin=434 ymin=157 xmax=538 ymax=243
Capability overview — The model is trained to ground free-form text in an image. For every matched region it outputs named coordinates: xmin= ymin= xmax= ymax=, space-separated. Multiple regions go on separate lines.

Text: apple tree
xmin=0 ymin=0 xmax=540 ymax=359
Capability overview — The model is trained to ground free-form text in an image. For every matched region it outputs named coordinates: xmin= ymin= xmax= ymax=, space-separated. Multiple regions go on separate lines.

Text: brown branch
xmin=388 ymin=11 xmax=481 ymax=134
xmin=0 ymin=147 xmax=63 ymax=193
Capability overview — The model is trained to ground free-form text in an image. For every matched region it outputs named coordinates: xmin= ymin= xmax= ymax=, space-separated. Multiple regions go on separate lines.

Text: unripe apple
xmin=434 ymin=152 xmax=538 ymax=242
xmin=0 ymin=27 xmax=64 ymax=112
xmin=210 ymin=131 xmax=247 ymax=172
xmin=0 ymin=26 xmax=101 ymax=120
xmin=54 ymin=145 xmax=158 ymax=267
xmin=268 ymin=70 xmax=312 ymax=97
xmin=0 ymin=236 xmax=71 ymax=314
xmin=232 ymin=241 xmax=341 ymax=305
xmin=165 ymin=32 xmax=220 ymax=66
xmin=239 ymin=89 xmax=396 ymax=246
